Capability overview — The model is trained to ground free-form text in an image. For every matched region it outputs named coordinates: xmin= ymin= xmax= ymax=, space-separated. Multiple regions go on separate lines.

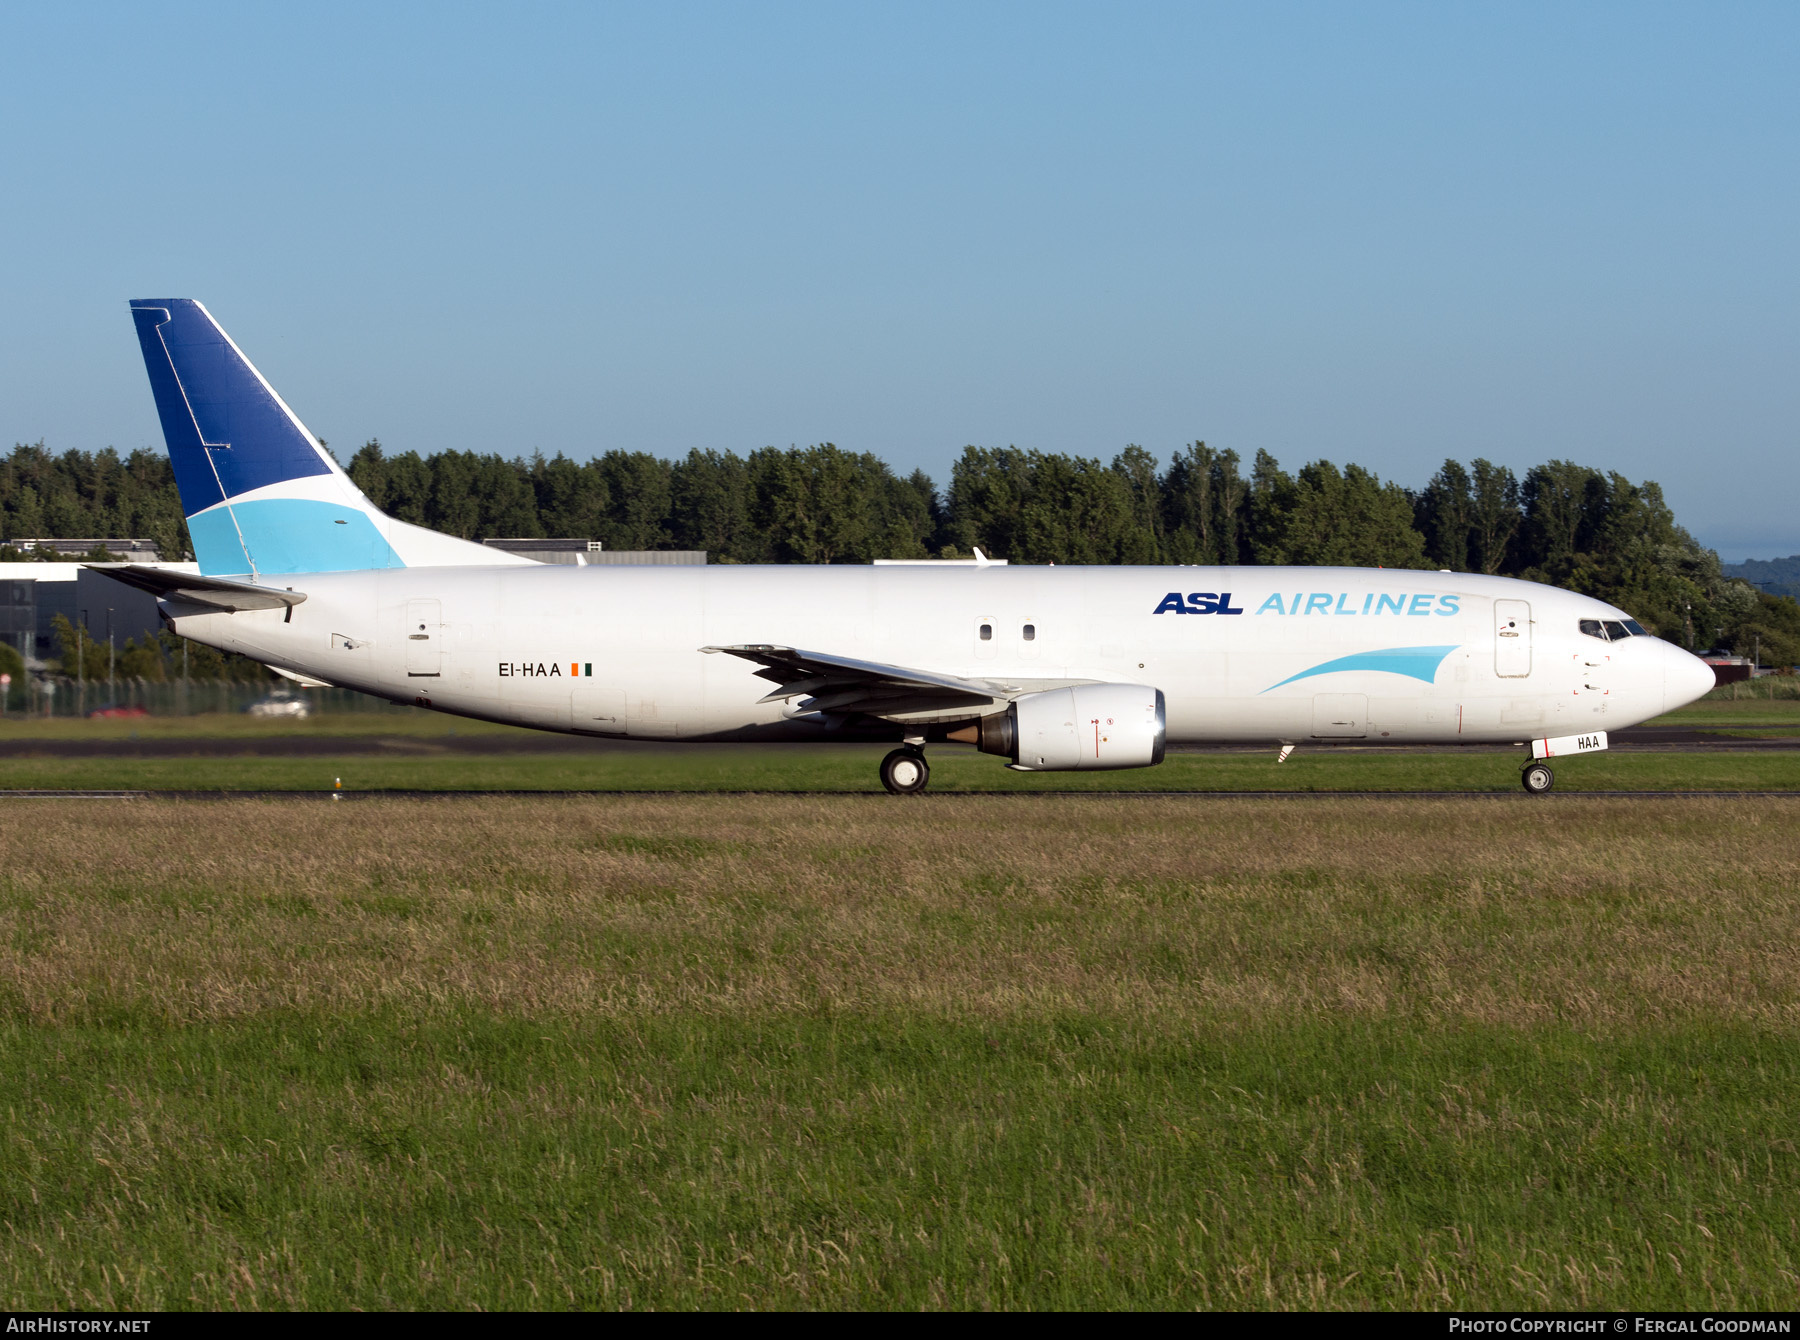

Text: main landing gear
xmin=880 ymin=745 xmax=930 ymax=795
xmin=1521 ymin=761 xmax=1554 ymax=795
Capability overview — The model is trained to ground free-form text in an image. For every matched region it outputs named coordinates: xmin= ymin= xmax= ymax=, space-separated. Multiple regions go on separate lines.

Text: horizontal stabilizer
xmin=89 ymin=564 xmax=306 ymax=613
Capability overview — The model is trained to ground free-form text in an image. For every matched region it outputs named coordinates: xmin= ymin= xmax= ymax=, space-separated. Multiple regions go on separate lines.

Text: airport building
xmin=0 ymin=542 xmax=198 ymax=663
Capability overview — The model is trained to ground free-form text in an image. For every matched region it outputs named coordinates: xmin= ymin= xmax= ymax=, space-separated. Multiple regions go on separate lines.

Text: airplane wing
xmin=701 ymin=643 xmax=1018 ymax=719
xmin=86 ymin=564 xmax=307 ymax=613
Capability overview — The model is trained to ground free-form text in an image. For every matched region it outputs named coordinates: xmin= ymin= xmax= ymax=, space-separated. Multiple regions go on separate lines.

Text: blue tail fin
xmin=130 ymin=300 xmax=522 ymax=576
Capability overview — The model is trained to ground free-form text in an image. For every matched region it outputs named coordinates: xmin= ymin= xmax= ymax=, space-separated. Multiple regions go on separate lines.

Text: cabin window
xmin=979 ymin=623 xmax=992 ymax=641
xmin=1022 ymin=623 xmax=1035 ymax=641
xmin=1622 ymin=618 xmax=1647 ymax=637
xmin=1602 ymin=620 xmax=1633 ymax=641
xmin=1579 ymin=619 xmax=1607 ymax=640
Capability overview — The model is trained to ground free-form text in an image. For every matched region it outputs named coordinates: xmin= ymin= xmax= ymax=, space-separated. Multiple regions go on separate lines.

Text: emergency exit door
xmin=1494 ymin=599 xmax=1531 ymax=677
xmin=405 ymin=598 xmax=442 ymax=677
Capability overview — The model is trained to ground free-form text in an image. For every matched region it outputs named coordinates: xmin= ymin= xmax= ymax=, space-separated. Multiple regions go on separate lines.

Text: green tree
xmin=593 ymin=451 xmax=673 ymax=550
xmin=1273 ymin=460 xmax=1426 ymax=568
xmin=1414 ymin=460 xmax=1472 ymax=571
xmin=878 ymin=468 xmax=940 ymax=560
xmin=1 ymin=441 xmax=189 ymax=559
xmin=748 ymin=444 xmax=919 ymax=564
xmin=50 ymin=613 xmax=106 ymax=681
xmin=1518 ymin=460 xmax=1607 ymax=583
xmin=118 ymin=636 xmax=166 ymax=681
xmin=1110 ymin=446 xmax=1164 ymax=563
xmin=531 ymin=453 xmax=608 ymax=539
xmin=347 ymin=439 xmax=391 ymax=510
xmin=383 ymin=447 xmax=438 ymax=527
xmin=669 ymin=449 xmax=758 ymax=561
xmin=1732 ymin=592 xmax=1800 ymax=666
xmin=1467 ymin=459 xmax=1522 ymax=575
xmin=1246 ymin=449 xmax=1299 ymax=564
xmin=1016 ymin=453 xmax=1143 ymax=564
xmin=1161 ymin=442 xmax=1247 ymax=566
xmin=945 ymin=447 xmax=1031 ymax=560
xmin=947 ymin=448 xmax=1151 ymax=564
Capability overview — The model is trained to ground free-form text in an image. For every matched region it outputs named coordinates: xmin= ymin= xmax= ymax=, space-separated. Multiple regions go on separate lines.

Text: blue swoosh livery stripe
xmin=1261 ymin=645 xmax=1459 ymax=693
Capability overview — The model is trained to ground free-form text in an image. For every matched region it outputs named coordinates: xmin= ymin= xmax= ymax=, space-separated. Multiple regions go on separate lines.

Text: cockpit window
xmin=1581 ymin=617 xmax=1650 ymax=642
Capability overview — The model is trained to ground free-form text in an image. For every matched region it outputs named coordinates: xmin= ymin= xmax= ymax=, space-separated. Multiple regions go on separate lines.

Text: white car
xmin=244 ymin=693 xmax=311 ymax=719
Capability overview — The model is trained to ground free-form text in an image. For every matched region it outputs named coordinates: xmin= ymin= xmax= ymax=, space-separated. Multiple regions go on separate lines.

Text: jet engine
xmin=947 ymin=684 xmax=1166 ymax=770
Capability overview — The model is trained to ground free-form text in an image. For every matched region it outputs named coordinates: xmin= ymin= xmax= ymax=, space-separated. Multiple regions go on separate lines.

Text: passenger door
xmin=404 ymin=598 xmax=442 ymax=677
xmin=1494 ymin=599 xmax=1531 ymax=678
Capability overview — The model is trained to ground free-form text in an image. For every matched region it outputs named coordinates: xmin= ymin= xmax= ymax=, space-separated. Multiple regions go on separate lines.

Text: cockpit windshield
xmin=1579 ymin=617 xmax=1650 ymax=642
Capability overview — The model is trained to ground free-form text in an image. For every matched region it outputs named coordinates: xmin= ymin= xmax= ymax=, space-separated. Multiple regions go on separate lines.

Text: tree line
xmin=4 ymin=438 xmax=1797 ymax=663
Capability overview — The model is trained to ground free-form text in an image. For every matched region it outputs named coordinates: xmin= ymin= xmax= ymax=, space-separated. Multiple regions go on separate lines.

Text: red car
xmin=87 ymin=704 xmax=149 ymax=719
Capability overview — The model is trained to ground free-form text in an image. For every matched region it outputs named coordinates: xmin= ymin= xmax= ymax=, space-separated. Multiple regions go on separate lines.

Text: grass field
xmin=2 ymin=743 xmax=1799 ymax=793
xmin=1649 ymin=699 xmax=1800 ymax=728
xmin=0 ymin=708 xmax=530 ymax=741
xmin=2 ymin=701 xmax=1798 ymax=794
xmin=2 ymin=793 xmax=1799 ymax=1309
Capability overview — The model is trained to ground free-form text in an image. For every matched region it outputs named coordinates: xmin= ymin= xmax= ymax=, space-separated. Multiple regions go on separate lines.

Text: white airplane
xmin=104 ymin=299 xmax=1716 ymax=794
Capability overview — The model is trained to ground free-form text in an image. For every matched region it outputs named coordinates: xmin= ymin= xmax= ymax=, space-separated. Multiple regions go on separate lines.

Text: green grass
xmin=0 ymin=709 xmax=533 ymax=742
xmin=1650 ymin=698 xmax=1800 ymax=727
xmin=1 ymin=742 xmax=1797 ymax=792
xmin=2 ymin=794 xmax=1797 ymax=1309
xmin=3 ymin=752 xmax=1790 ymax=794
xmin=8 ymin=1012 xmax=1794 ymax=1309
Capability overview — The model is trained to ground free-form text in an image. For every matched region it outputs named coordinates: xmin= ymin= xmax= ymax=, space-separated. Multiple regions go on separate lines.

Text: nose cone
xmin=1663 ymin=642 xmax=1716 ymax=713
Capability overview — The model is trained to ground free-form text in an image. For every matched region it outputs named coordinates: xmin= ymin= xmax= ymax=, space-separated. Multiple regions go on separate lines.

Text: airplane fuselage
xmin=166 ymin=563 xmax=1706 ymax=747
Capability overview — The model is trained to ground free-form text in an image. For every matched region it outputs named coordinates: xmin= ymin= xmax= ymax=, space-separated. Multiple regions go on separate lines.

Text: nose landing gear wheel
xmin=880 ymin=747 xmax=930 ymax=795
xmin=1521 ymin=762 xmax=1554 ymax=795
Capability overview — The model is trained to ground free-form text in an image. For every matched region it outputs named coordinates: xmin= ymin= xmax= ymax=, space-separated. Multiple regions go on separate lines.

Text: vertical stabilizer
xmin=129 ymin=300 xmax=531 ymax=576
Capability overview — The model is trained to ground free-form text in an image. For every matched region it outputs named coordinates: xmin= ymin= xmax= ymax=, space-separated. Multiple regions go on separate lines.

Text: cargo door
xmin=1312 ymin=693 xmax=1367 ymax=738
xmin=404 ymin=598 xmax=442 ymax=677
xmin=1494 ymin=599 xmax=1531 ymax=678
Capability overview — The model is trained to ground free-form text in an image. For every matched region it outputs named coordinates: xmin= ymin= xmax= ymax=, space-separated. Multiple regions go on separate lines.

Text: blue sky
xmin=2 ymin=2 xmax=1795 ymax=560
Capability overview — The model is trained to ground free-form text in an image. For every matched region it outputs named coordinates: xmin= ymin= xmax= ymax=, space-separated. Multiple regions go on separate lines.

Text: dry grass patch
xmin=1 ymin=795 xmax=1796 ymax=1030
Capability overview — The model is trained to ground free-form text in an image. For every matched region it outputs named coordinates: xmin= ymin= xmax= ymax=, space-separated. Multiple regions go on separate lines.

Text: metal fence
xmin=1709 ymin=673 xmax=1800 ymax=701
xmin=4 ymin=678 xmax=415 ymax=718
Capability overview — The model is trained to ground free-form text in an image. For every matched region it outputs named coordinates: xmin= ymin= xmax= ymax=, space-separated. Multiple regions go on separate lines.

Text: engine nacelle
xmin=951 ymin=684 xmax=1166 ymax=771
